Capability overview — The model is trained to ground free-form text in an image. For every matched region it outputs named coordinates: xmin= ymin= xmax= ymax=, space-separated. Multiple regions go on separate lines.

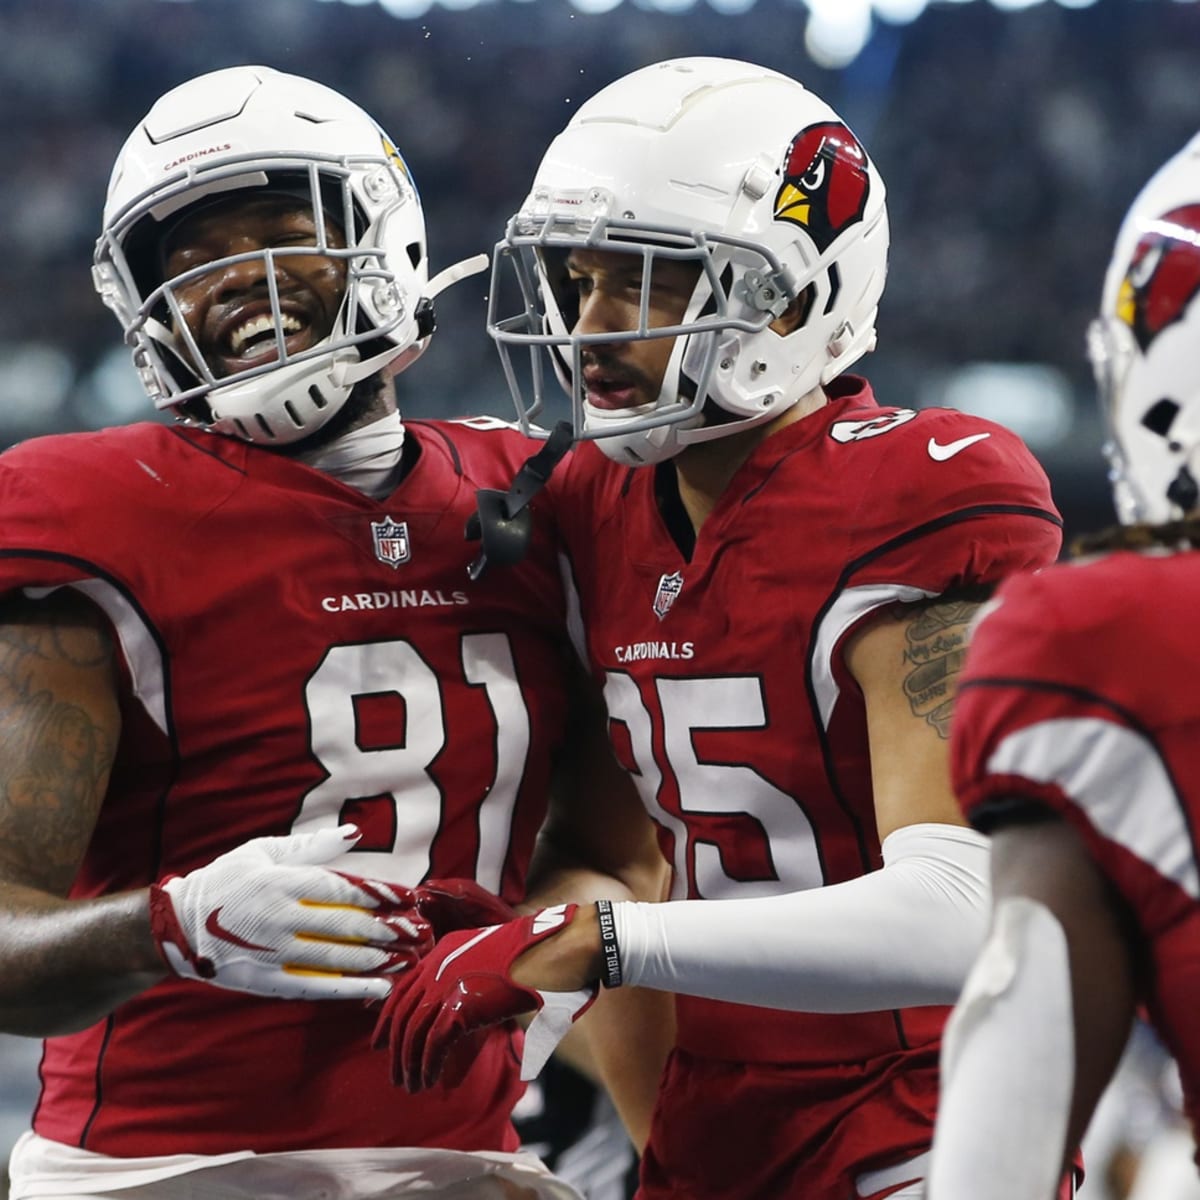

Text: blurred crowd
xmin=1 ymin=0 xmax=1199 ymax=531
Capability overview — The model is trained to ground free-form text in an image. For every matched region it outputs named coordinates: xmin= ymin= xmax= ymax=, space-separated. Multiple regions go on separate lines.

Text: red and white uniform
xmin=954 ymin=549 xmax=1200 ymax=1156
xmin=0 ymin=419 xmax=571 ymax=1158
xmin=550 ymin=377 xmax=1062 ymax=1199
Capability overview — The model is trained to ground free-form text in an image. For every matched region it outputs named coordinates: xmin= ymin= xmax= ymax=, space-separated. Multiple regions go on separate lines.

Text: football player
xmin=925 ymin=133 xmax=1200 ymax=1198
xmin=0 ymin=66 xmax=663 ymax=1200
xmin=373 ymin=58 xmax=1066 ymax=1199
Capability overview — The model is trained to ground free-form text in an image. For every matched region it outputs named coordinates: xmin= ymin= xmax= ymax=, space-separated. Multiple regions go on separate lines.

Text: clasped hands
xmin=150 ymin=824 xmax=603 ymax=1085
xmin=150 ymin=825 xmax=542 ymax=1000
xmin=370 ymin=899 xmax=603 ymax=1091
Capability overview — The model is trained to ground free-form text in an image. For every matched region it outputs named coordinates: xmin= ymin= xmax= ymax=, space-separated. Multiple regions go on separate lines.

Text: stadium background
xmin=0 ymin=0 xmax=1198 ymax=1195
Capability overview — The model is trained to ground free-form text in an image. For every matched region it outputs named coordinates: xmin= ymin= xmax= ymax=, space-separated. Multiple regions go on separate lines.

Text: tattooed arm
xmin=0 ymin=589 xmax=165 ymax=1036
xmin=489 ymin=594 xmax=994 ymax=1014
xmin=843 ymin=596 xmax=980 ymax=840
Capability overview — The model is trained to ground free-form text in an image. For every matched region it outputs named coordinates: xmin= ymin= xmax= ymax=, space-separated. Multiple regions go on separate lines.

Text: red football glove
xmin=412 ymin=878 xmax=517 ymax=938
xmin=373 ymin=904 xmax=596 ymax=1092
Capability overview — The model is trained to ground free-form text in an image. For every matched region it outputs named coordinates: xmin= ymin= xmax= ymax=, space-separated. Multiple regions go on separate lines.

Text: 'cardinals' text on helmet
xmin=487 ymin=57 xmax=889 ymax=466
xmin=1089 ymin=131 xmax=1200 ymax=526
xmin=93 ymin=66 xmax=431 ymax=445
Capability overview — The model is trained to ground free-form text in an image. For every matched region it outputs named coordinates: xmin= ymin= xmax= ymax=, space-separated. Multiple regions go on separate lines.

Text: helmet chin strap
xmin=676 ymin=401 xmax=785 ymax=447
xmin=426 ymin=253 xmax=490 ymax=299
xmin=331 ymin=253 xmax=491 ymax=391
xmin=466 ymin=420 xmax=575 ymax=580
xmin=330 ymin=341 xmax=410 ymax=389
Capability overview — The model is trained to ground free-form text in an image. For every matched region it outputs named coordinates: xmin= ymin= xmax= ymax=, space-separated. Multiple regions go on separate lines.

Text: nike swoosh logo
xmin=435 ymin=925 xmax=500 ymax=981
xmin=927 ymin=432 xmax=991 ymax=461
xmin=532 ymin=904 xmax=569 ymax=936
xmin=205 ymin=908 xmax=274 ymax=952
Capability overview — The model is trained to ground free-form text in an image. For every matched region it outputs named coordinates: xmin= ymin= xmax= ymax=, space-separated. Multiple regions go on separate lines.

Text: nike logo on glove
xmin=532 ymin=904 xmax=571 ymax=935
xmin=927 ymin=432 xmax=991 ymax=461
xmin=435 ymin=925 xmax=500 ymax=980
xmin=205 ymin=908 xmax=274 ymax=952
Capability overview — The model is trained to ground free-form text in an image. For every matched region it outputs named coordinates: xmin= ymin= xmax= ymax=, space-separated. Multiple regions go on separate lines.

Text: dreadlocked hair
xmin=1071 ymin=516 xmax=1200 ymax=556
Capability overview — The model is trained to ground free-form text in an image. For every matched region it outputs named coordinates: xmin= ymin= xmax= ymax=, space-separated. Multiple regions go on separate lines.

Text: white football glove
xmin=148 ymin=825 xmax=433 ymax=1000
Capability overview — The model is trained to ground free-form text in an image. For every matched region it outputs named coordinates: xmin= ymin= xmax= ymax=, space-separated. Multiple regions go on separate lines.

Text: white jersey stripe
xmin=985 ymin=716 xmax=1199 ymax=899
xmin=25 ymin=579 xmax=168 ymax=736
xmin=810 ymin=583 xmax=935 ymax=729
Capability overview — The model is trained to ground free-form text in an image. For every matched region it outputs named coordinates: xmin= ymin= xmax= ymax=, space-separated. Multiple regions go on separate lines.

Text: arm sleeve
xmin=927 ymin=897 xmax=1076 ymax=1200
xmin=611 ymin=822 xmax=989 ymax=1011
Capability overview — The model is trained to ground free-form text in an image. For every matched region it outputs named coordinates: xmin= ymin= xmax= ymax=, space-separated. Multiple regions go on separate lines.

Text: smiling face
xmin=161 ymin=193 xmax=348 ymax=380
xmin=564 ymin=248 xmax=702 ymax=411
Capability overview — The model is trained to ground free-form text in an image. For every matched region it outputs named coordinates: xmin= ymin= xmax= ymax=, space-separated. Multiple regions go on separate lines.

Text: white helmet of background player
xmin=94 ymin=66 xmax=433 ymax=445
xmin=488 ymin=56 xmax=889 ymax=466
xmin=1089 ymin=131 xmax=1200 ymax=525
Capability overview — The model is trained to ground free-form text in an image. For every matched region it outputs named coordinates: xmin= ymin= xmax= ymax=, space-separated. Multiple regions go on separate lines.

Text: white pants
xmin=7 ymin=1132 xmax=585 ymax=1200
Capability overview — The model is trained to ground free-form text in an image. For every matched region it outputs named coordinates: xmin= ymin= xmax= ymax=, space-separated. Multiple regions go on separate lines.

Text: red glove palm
xmin=373 ymin=904 xmax=596 ymax=1092
xmin=412 ymin=878 xmax=517 ymax=938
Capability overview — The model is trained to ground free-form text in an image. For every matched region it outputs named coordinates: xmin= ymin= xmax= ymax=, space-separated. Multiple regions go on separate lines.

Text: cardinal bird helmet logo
xmin=1116 ymin=205 xmax=1200 ymax=352
xmin=774 ymin=122 xmax=871 ymax=252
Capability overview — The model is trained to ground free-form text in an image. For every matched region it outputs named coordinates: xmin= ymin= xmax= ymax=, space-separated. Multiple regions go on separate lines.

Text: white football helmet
xmin=487 ymin=57 xmax=889 ymax=466
xmin=1089 ymin=131 xmax=1200 ymax=525
xmin=94 ymin=66 xmax=432 ymax=445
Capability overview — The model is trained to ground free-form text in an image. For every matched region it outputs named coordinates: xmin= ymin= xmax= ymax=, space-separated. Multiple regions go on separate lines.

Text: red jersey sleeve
xmin=952 ymin=554 xmax=1200 ymax=935
xmin=842 ymin=406 xmax=1063 ymax=598
xmin=813 ymin=405 xmax=1062 ymax=696
xmin=0 ymin=439 xmax=112 ymax=587
xmin=951 ymin=566 xmax=1096 ymax=823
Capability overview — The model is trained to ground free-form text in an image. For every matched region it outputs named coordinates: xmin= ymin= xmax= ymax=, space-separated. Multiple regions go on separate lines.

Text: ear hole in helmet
xmin=776 ymin=285 xmax=816 ymax=336
xmin=822 ymin=263 xmax=842 ymax=315
xmin=407 ymin=242 xmax=422 ymax=270
xmin=1167 ymin=464 xmax=1199 ymax=513
xmin=1141 ymin=397 xmax=1180 ymax=438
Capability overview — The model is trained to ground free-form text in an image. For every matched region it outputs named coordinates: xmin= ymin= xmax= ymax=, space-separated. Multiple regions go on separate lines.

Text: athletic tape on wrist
xmin=595 ymin=899 xmax=623 ymax=989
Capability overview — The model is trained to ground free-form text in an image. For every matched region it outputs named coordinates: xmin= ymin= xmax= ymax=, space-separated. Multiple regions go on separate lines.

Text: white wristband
xmin=611 ymin=823 xmax=990 ymax=1012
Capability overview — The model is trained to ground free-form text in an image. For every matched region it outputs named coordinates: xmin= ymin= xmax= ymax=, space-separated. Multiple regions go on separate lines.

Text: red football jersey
xmin=954 ymin=549 xmax=1200 ymax=1148
xmin=0 ymin=418 xmax=573 ymax=1157
xmin=550 ymin=377 xmax=1062 ymax=1195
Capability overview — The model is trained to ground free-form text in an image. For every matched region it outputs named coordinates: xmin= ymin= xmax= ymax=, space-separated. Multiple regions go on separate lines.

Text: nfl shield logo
xmin=371 ymin=517 xmax=411 ymax=568
xmin=653 ymin=571 xmax=684 ymax=620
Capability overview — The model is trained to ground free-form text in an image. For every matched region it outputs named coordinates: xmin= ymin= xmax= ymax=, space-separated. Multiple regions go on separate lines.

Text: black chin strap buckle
xmin=466 ymin=420 xmax=575 ymax=581
xmin=415 ymin=297 xmax=437 ymax=340
xmin=1168 ymin=463 xmax=1199 ymax=515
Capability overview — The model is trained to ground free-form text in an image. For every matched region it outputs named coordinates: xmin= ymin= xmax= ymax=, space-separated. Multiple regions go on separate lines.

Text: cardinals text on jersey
xmin=547 ymin=375 xmax=1062 ymax=1198
xmin=0 ymin=418 xmax=572 ymax=1157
